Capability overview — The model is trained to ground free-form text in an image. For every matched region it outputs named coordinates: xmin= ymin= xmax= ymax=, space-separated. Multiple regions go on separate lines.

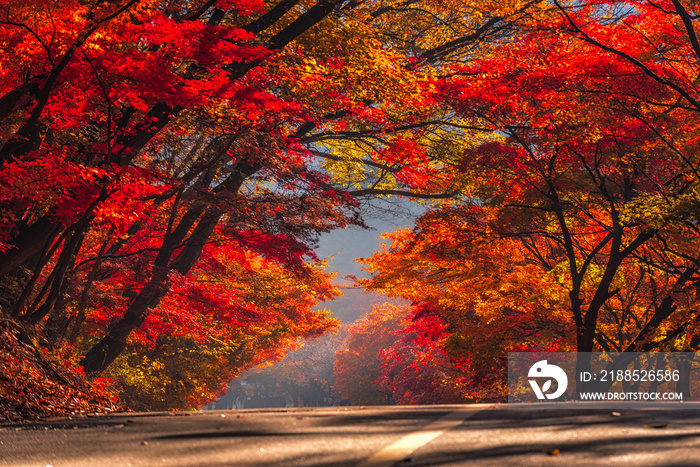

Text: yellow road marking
xmin=356 ymin=407 xmax=483 ymax=467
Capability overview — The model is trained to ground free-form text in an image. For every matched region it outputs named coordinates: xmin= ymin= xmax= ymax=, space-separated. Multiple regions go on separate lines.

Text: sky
xmin=312 ymin=198 xmax=425 ymax=323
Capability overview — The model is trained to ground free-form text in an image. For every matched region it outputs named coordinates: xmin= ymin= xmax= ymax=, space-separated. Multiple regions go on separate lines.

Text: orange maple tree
xmin=362 ymin=0 xmax=700 ymax=398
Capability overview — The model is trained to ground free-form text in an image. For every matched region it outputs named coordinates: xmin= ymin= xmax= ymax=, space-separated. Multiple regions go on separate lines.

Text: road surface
xmin=3 ymin=403 xmax=700 ymax=466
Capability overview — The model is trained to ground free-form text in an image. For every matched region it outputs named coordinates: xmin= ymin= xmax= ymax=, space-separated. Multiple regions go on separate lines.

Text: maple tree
xmin=454 ymin=0 xmax=700 ymax=376
xmin=376 ymin=304 xmax=475 ymax=404
xmin=105 ymin=247 xmax=340 ymax=410
xmin=0 ymin=0 xmax=528 ymax=411
xmin=361 ymin=220 xmax=573 ymax=400
xmin=361 ymin=0 xmax=700 ymax=396
xmin=334 ymin=303 xmax=409 ymax=405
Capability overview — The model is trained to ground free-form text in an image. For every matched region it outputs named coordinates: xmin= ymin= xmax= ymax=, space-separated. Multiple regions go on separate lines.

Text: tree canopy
xmin=0 ymin=0 xmax=520 ymax=410
xmin=5 ymin=0 xmax=700 ymax=411
xmin=360 ymin=0 xmax=700 ymax=397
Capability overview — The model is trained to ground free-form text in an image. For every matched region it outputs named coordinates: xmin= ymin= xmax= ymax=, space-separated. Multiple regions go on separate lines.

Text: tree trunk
xmin=80 ymin=163 xmax=260 ymax=374
xmin=81 ymin=266 xmax=171 ymax=374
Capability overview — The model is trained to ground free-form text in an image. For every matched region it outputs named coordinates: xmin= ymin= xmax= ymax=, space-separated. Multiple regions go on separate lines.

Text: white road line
xmin=356 ymin=407 xmax=484 ymax=467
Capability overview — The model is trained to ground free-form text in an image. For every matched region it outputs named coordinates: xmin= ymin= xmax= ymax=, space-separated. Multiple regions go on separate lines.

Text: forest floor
xmin=0 ymin=317 xmax=125 ymax=422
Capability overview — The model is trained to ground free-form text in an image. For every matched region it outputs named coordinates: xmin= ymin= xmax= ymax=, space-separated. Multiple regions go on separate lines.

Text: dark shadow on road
xmin=463 ymin=407 xmax=700 ymax=430
xmin=0 ymin=418 xmax=131 ymax=431
xmin=153 ymin=430 xmax=305 ymax=440
xmin=240 ymin=431 xmax=700 ymax=467
xmin=404 ymin=431 xmax=700 ymax=466
xmin=315 ymin=409 xmax=455 ymax=427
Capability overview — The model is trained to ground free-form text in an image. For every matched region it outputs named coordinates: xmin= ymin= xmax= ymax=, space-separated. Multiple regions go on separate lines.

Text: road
xmin=3 ymin=403 xmax=700 ymax=466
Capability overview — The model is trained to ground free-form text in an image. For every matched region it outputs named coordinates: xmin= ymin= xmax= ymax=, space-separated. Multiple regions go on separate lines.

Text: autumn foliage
xmin=334 ymin=304 xmax=409 ymax=405
xmin=376 ymin=305 xmax=475 ymax=405
xmin=5 ymin=0 xmax=700 ymax=411
xmin=0 ymin=319 xmax=120 ymax=422
xmin=358 ymin=0 xmax=700 ymax=400
xmin=0 ymin=0 xmax=511 ymax=413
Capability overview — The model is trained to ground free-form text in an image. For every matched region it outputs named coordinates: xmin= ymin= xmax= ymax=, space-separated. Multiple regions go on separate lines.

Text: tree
xmin=105 ymin=246 xmax=340 ymax=410
xmin=377 ymin=304 xmax=475 ymax=404
xmin=334 ymin=303 xmax=409 ymax=405
xmin=452 ymin=0 xmax=700 ymax=372
xmin=361 ymin=217 xmax=573 ymax=399
xmin=0 ymin=0 xmax=528 ymax=409
xmin=363 ymin=0 xmax=700 ymax=394
xmin=0 ymin=0 xmax=367 ymax=378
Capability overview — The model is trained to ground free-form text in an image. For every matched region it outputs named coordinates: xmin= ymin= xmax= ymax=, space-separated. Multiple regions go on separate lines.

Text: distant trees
xmin=210 ymin=330 xmax=348 ymax=409
xmin=334 ymin=304 xmax=473 ymax=404
xmin=334 ymin=304 xmax=408 ymax=405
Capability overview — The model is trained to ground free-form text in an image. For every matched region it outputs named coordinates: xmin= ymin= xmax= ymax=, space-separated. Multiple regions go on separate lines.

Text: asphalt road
xmin=3 ymin=403 xmax=700 ymax=466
